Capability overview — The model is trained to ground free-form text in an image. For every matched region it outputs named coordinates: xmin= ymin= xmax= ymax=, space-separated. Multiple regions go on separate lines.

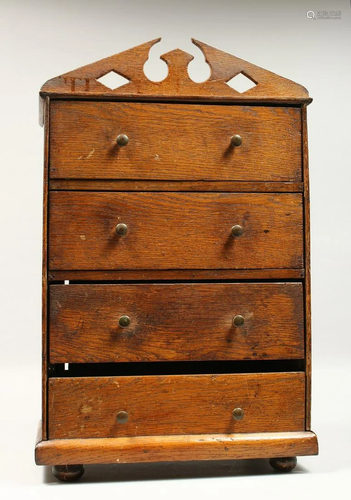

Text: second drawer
xmin=49 ymin=283 xmax=304 ymax=363
xmin=49 ymin=192 xmax=304 ymax=271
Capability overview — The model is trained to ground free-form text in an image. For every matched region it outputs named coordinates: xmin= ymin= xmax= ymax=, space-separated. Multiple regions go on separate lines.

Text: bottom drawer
xmin=48 ymin=373 xmax=305 ymax=439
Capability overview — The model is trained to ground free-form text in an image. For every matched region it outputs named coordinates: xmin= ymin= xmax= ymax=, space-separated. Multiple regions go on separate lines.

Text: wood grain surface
xmin=48 ymin=373 xmax=305 ymax=439
xmin=35 ymin=431 xmax=318 ymax=465
xmin=50 ymin=102 xmax=302 ymax=182
xmin=49 ymin=192 xmax=304 ymax=270
xmin=49 ymin=283 xmax=304 ymax=363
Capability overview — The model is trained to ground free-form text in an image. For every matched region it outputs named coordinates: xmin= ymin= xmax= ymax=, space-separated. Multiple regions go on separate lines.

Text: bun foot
xmin=269 ymin=456 xmax=297 ymax=472
xmin=52 ymin=464 xmax=85 ymax=482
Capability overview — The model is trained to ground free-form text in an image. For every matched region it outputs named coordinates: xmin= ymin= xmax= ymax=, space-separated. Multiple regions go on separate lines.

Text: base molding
xmin=35 ymin=429 xmax=318 ymax=466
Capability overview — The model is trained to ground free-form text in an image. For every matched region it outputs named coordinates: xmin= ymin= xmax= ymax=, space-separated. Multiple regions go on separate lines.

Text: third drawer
xmin=49 ymin=282 xmax=304 ymax=363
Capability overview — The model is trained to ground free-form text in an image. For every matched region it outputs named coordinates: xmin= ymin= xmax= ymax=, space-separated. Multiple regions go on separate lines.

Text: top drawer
xmin=49 ymin=102 xmax=302 ymax=182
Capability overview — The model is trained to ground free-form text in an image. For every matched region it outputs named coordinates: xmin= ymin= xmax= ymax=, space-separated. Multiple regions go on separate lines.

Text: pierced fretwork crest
xmin=40 ymin=38 xmax=309 ymax=102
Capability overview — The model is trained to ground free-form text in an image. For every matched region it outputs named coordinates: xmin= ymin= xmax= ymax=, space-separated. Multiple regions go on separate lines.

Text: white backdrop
xmin=0 ymin=0 xmax=350 ymax=497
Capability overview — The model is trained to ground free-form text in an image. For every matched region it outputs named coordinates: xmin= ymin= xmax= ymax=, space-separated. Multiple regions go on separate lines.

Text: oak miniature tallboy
xmin=35 ymin=39 xmax=318 ymax=481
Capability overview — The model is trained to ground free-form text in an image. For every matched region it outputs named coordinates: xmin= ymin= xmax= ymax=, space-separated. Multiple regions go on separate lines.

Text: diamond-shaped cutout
xmin=226 ymin=73 xmax=257 ymax=93
xmin=96 ymin=71 xmax=130 ymax=90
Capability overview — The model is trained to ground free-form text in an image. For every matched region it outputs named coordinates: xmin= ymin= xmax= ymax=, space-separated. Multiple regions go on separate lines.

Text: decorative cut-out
xmin=226 ymin=72 xmax=257 ymax=93
xmin=187 ymin=43 xmax=211 ymax=83
xmin=143 ymin=42 xmax=169 ymax=82
xmin=96 ymin=71 xmax=129 ymax=90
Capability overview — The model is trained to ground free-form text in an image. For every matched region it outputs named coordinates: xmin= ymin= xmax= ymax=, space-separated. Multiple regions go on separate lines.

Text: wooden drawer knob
xmin=230 ymin=134 xmax=242 ymax=147
xmin=119 ymin=315 xmax=131 ymax=328
xmin=232 ymin=407 xmax=244 ymax=420
xmin=231 ymin=225 xmax=243 ymax=237
xmin=116 ymin=411 xmax=129 ymax=424
xmin=115 ymin=223 xmax=128 ymax=235
xmin=116 ymin=134 xmax=129 ymax=146
xmin=233 ymin=315 xmax=245 ymax=327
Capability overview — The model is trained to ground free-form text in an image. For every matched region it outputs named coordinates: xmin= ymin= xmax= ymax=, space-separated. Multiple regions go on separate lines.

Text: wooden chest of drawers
xmin=35 ymin=39 xmax=318 ymax=481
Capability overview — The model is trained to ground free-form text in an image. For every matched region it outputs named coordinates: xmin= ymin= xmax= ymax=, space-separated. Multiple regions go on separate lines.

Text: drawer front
xmin=49 ymin=283 xmax=304 ymax=363
xmin=48 ymin=373 xmax=305 ymax=438
xmin=49 ymin=192 xmax=303 ymax=270
xmin=50 ymin=101 xmax=302 ymax=182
